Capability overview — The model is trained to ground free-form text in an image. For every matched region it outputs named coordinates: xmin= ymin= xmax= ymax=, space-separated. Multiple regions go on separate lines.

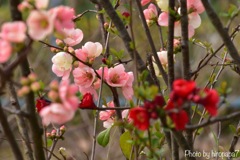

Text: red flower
xmin=122 ymin=12 xmax=130 ymax=18
xmin=152 ymin=95 xmax=165 ymax=107
xmin=79 ymin=93 xmax=97 ymax=109
xmin=197 ymin=89 xmax=219 ymax=116
xmin=165 ymin=101 xmax=189 ymax=130
xmin=172 ymin=79 xmax=196 ymax=99
xmin=129 ymin=107 xmax=150 ymax=131
xmin=36 ymin=98 xmax=50 ymax=112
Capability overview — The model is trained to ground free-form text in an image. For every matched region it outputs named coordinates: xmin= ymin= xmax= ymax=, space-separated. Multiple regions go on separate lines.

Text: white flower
xmin=156 ymin=0 xmax=169 ymax=12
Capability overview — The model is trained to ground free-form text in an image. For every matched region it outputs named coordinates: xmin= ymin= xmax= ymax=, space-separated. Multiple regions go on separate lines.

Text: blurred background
xmin=0 ymin=0 xmax=240 ymax=159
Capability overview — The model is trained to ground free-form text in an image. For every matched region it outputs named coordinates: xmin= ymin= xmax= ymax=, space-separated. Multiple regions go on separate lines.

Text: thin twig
xmin=201 ymin=0 xmax=240 ymax=66
xmin=135 ymin=0 xmax=168 ymax=85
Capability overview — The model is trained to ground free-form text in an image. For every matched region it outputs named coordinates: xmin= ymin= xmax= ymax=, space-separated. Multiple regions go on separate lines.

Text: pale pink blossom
xmin=188 ymin=12 xmax=201 ymax=29
xmin=141 ymin=0 xmax=151 ymax=6
xmin=99 ymin=101 xmax=115 ymax=121
xmin=187 ymin=0 xmax=205 ymax=14
xmin=0 ymin=39 xmax=12 ymax=63
xmin=50 ymin=6 xmax=75 ymax=33
xmin=158 ymin=12 xmax=168 ymax=26
xmin=143 ymin=4 xmax=158 ymax=25
xmin=156 ymin=0 xmax=169 ymax=12
xmin=18 ymin=1 xmax=32 ymax=12
xmin=79 ymin=86 xmax=98 ymax=101
xmin=106 ymin=64 xmax=130 ymax=87
xmin=52 ymin=52 xmax=73 ymax=80
xmin=122 ymin=72 xmax=134 ymax=100
xmin=100 ymin=101 xmax=130 ymax=128
xmin=63 ymin=28 xmax=83 ymax=46
xmin=73 ymin=66 xmax=96 ymax=88
xmin=40 ymin=103 xmax=75 ymax=126
xmin=59 ymin=80 xmax=79 ymax=110
xmin=75 ymin=42 xmax=103 ymax=64
xmin=27 ymin=10 xmax=55 ymax=40
xmin=35 ymin=0 xmax=49 ymax=9
xmin=174 ymin=21 xmax=195 ymax=38
xmin=0 ymin=21 xmax=26 ymax=43
xmin=157 ymin=51 xmax=168 ymax=66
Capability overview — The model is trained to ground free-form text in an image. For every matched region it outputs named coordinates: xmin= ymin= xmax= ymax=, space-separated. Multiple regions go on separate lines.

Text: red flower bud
xmin=36 ymin=98 xmax=50 ymax=112
xmin=79 ymin=93 xmax=97 ymax=109
xmin=122 ymin=12 xmax=130 ymax=18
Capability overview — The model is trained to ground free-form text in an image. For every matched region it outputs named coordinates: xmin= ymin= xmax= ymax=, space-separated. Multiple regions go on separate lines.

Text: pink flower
xmin=158 ymin=12 xmax=169 ymax=26
xmin=188 ymin=12 xmax=201 ymax=29
xmin=187 ymin=0 xmax=205 ymax=14
xmin=143 ymin=4 xmax=158 ymax=25
xmin=122 ymin=72 xmax=134 ymax=100
xmin=99 ymin=101 xmax=115 ymax=121
xmin=73 ymin=66 xmax=96 ymax=88
xmin=63 ymin=28 xmax=83 ymax=46
xmin=0 ymin=21 xmax=26 ymax=43
xmin=50 ymin=6 xmax=75 ymax=33
xmin=99 ymin=101 xmax=130 ymax=128
xmin=40 ymin=103 xmax=75 ymax=126
xmin=141 ymin=0 xmax=151 ymax=6
xmin=35 ymin=0 xmax=49 ymax=9
xmin=18 ymin=1 xmax=32 ymax=12
xmin=79 ymin=85 xmax=98 ymax=101
xmin=75 ymin=42 xmax=103 ymax=64
xmin=52 ymin=52 xmax=73 ymax=80
xmin=106 ymin=64 xmax=130 ymax=87
xmin=58 ymin=80 xmax=79 ymax=111
xmin=174 ymin=21 xmax=195 ymax=38
xmin=0 ymin=39 xmax=12 ymax=63
xmin=27 ymin=10 xmax=55 ymax=40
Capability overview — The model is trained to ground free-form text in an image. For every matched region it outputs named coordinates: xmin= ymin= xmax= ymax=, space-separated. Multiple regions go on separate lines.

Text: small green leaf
xmin=120 ymin=131 xmax=133 ymax=159
xmin=97 ymin=127 xmax=111 ymax=147
xmin=229 ymin=125 xmax=237 ymax=133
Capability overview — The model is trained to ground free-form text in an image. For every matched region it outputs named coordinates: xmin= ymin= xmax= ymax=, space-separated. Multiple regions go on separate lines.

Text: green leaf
xmin=97 ymin=127 xmax=111 ymax=147
xmin=120 ymin=131 xmax=133 ymax=159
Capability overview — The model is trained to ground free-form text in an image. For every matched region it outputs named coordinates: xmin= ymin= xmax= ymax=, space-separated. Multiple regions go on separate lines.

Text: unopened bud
xmin=102 ymin=58 xmax=107 ymax=64
xmin=18 ymin=86 xmax=30 ymax=97
xmin=20 ymin=77 xmax=30 ymax=85
xmin=46 ymin=132 xmax=51 ymax=138
xmin=50 ymin=47 xmax=59 ymax=53
xmin=30 ymin=82 xmax=41 ymax=92
xmin=28 ymin=73 xmax=37 ymax=82
xmin=56 ymin=39 xmax=64 ymax=47
xmin=122 ymin=12 xmax=130 ymax=18
xmin=48 ymin=90 xmax=59 ymax=101
xmin=49 ymin=80 xmax=59 ymax=90
xmin=60 ymin=125 xmax=66 ymax=133
xmin=104 ymin=22 xmax=109 ymax=29
xmin=63 ymin=46 xmax=68 ymax=52
xmin=51 ymin=129 xmax=56 ymax=137
xmin=73 ymin=61 xmax=79 ymax=68
xmin=68 ymin=47 xmax=75 ymax=54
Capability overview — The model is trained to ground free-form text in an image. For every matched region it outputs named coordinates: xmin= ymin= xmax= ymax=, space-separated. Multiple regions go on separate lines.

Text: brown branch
xmin=135 ymin=0 xmax=168 ymax=85
xmin=186 ymin=110 xmax=240 ymax=130
xmin=228 ymin=121 xmax=240 ymax=160
xmin=201 ymin=0 xmax=240 ymax=66
xmin=8 ymin=0 xmax=46 ymax=159
xmin=0 ymin=100 xmax=24 ymax=160
xmin=73 ymin=10 xmax=98 ymax=22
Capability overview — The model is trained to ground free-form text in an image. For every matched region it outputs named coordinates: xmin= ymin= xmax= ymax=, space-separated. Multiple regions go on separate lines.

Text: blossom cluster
xmin=99 ymin=101 xmax=129 ymax=128
xmin=129 ymin=79 xmax=219 ymax=131
xmin=166 ymin=79 xmax=219 ymax=130
xmin=142 ymin=0 xmax=205 ymax=38
xmin=129 ymin=95 xmax=165 ymax=130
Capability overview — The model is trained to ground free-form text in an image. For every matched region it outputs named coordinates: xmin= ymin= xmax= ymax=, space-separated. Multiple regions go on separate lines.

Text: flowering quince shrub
xmin=0 ymin=0 xmax=240 ymax=160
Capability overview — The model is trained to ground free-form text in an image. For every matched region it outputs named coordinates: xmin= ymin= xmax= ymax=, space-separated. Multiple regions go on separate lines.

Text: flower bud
xmin=28 ymin=73 xmax=37 ymax=82
xmin=51 ymin=129 xmax=56 ymax=137
xmin=20 ymin=77 xmax=30 ymax=85
xmin=46 ymin=132 xmax=51 ymax=138
xmin=48 ymin=90 xmax=59 ymax=101
xmin=63 ymin=46 xmax=68 ymax=52
xmin=60 ymin=125 xmax=66 ymax=134
xmin=102 ymin=58 xmax=107 ymax=64
xmin=49 ymin=80 xmax=59 ymax=90
xmin=56 ymin=39 xmax=64 ymax=47
xmin=104 ymin=22 xmax=109 ymax=30
xmin=73 ymin=61 xmax=79 ymax=68
xmin=30 ymin=82 xmax=41 ymax=92
xmin=18 ymin=86 xmax=30 ymax=97
xmin=68 ymin=47 xmax=75 ymax=54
